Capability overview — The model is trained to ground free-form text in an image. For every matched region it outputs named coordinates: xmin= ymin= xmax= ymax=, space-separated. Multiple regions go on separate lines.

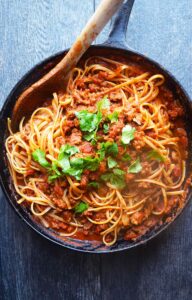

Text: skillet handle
xmin=103 ymin=0 xmax=135 ymax=49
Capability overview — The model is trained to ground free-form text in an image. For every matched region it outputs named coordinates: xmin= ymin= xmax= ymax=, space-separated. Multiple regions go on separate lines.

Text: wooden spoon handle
xmin=31 ymin=0 xmax=124 ymax=88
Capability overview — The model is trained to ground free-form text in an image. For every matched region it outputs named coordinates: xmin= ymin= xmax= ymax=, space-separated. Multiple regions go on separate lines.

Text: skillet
xmin=0 ymin=0 xmax=192 ymax=253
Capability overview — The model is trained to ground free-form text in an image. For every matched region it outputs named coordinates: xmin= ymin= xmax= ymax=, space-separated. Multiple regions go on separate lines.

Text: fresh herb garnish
xmin=88 ymin=182 xmax=100 ymax=189
xmin=70 ymin=156 xmax=100 ymax=172
xmin=48 ymin=161 xmax=62 ymax=182
xmin=103 ymin=123 xmax=109 ymax=134
xmin=107 ymin=156 xmax=118 ymax=169
xmin=32 ymin=149 xmax=51 ymax=169
xmin=147 ymin=150 xmax=165 ymax=162
xmin=57 ymin=145 xmax=79 ymax=171
xmin=98 ymin=142 xmax=119 ymax=160
xmin=101 ymin=168 xmax=126 ymax=189
xmin=84 ymin=131 xmax=97 ymax=142
xmin=113 ymin=168 xmax=125 ymax=176
xmin=128 ymin=158 xmax=142 ymax=173
xmin=108 ymin=111 xmax=119 ymax=123
xmin=122 ymin=153 xmax=131 ymax=161
xmin=74 ymin=201 xmax=89 ymax=214
xmin=76 ymin=110 xmax=102 ymax=133
xmin=97 ymin=96 xmax=110 ymax=112
xmin=121 ymin=125 xmax=135 ymax=145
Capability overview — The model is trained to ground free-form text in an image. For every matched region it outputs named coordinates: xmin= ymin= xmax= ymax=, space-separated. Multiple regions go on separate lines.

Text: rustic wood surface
xmin=0 ymin=1 xmax=192 ymax=299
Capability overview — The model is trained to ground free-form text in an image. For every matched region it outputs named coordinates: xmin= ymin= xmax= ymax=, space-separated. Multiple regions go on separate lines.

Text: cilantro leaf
xmin=101 ymin=168 xmax=126 ymax=189
xmin=121 ymin=125 xmax=135 ymax=144
xmin=128 ymin=158 xmax=142 ymax=173
xmin=58 ymin=156 xmax=71 ymax=170
xmin=76 ymin=110 xmax=101 ymax=132
xmin=63 ymin=168 xmax=83 ymax=180
xmin=98 ymin=142 xmax=118 ymax=160
xmin=103 ymin=123 xmax=109 ymax=134
xmin=97 ymin=96 xmax=110 ymax=112
xmin=70 ymin=156 xmax=100 ymax=173
xmin=57 ymin=145 xmax=79 ymax=171
xmin=83 ymin=157 xmax=100 ymax=171
xmin=84 ymin=131 xmax=97 ymax=142
xmin=74 ymin=201 xmax=89 ymax=214
xmin=108 ymin=111 xmax=119 ymax=123
xmin=147 ymin=150 xmax=165 ymax=162
xmin=107 ymin=156 xmax=117 ymax=169
xmin=48 ymin=174 xmax=61 ymax=182
xmin=70 ymin=157 xmax=84 ymax=168
xmin=122 ymin=153 xmax=131 ymax=161
xmin=88 ymin=182 xmax=100 ymax=189
xmin=113 ymin=168 xmax=125 ymax=176
xmin=32 ymin=149 xmax=51 ymax=169
xmin=59 ymin=144 xmax=79 ymax=157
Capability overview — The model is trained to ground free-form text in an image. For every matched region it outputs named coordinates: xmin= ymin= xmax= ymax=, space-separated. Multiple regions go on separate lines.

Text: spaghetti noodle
xmin=5 ymin=56 xmax=190 ymax=246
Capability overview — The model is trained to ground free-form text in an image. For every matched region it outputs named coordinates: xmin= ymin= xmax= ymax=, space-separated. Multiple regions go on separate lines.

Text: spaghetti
xmin=5 ymin=56 xmax=190 ymax=246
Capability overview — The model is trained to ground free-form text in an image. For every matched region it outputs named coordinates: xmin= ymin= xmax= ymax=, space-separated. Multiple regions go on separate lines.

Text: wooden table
xmin=0 ymin=1 xmax=192 ymax=299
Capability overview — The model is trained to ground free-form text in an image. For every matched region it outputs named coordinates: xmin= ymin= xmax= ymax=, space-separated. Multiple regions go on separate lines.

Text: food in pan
xmin=5 ymin=56 xmax=190 ymax=246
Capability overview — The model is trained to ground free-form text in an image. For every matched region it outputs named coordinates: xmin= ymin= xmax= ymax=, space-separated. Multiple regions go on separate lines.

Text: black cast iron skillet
xmin=0 ymin=0 xmax=192 ymax=253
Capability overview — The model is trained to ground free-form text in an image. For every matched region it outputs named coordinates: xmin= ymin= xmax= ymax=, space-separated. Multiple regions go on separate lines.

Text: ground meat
xmin=98 ymin=71 xmax=108 ymax=80
xmin=56 ymin=136 xmax=65 ymax=148
xmin=99 ymin=161 xmax=107 ymax=173
xmin=79 ymin=142 xmax=94 ymax=154
xmin=144 ymin=215 xmax=159 ymax=228
xmin=124 ymin=230 xmax=138 ymax=240
xmin=132 ymin=131 xmax=145 ymax=150
xmin=109 ymin=91 xmax=122 ymax=102
xmin=172 ymin=165 xmax=181 ymax=178
xmin=52 ymin=198 xmax=67 ymax=209
xmin=63 ymin=211 xmax=72 ymax=223
xmin=108 ymin=122 xmax=124 ymax=139
xmin=89 ymin=172 xmax=99 ymax=181
xmin=83 ymin=221 xmax=93 ymax=231
xmin=49 ymin=219 xmax=67 ymax=230
xmin=141 ymin=162 xmax=151 ymax=176
xmin=125 ymin=173 xmax=135 ymax=182
xmin=63 ymin=120 xmax=75 ymax=134
xmin=25 ymin=169 xmax=35 ymax=177
xmin=164 ymin=196 xmax=179 ymax=214
xmin=68 ymin=128 xmax=82 ymax=145
xmin=95 ymin=224 xmax=108 ymax=234
xmin=79 ymin=174 xmax=89 ymax=189
xmin=167 ymin=102 xmax=184 ymax=119
xmin=54 ymin=183 xmax=63 ymax=197
xmin=36 ymin=182 xmax=50 ymax=194
xmin=175 ymin=128 xmax=188 ymax=147
xmin=138 ymin=181 xmax=151 ymax=189
xmin=146 ymin=130 xmax=158 ymax=139
xmin=130 ymin=211 xmax=145 ymax=225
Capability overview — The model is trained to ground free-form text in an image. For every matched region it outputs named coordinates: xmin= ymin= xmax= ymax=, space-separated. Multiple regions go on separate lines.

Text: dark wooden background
xmin=0 ymin=1 xmax=192 ymax=299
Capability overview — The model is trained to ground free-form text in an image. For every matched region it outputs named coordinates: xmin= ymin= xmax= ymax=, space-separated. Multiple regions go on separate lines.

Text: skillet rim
xmin=0 ymin=44 xmax=192 ymax=253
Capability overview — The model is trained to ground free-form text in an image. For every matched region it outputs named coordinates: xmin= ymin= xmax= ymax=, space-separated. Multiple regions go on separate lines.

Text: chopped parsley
xmin=147 ymin=150 xmax=165 ymax=162
xmin=97 ymin=96 xmax=110 ymax=112
xmin=98 ymin=141 xmax=118 ymax=160
xmin=121 ymin=124 xmax=135 ymax=145
xmin=103 ymin=123 xmax=109 ymax=134
xmin=101 ymin=168 xmax=126 ymax=189
xmin=107 ymin=156 xmax=118 ymax=169
xmin=122 ymin=153 xmax=131 ymax=161
xmin=108 ymin=111 xmax=119 ymax=123
xmin=75 ymin=110 xmax=102 ymax=133
xmin=88 ymin=182 xmax=100 ymax=189
xmin=32 ymin=149 xmax=51 ymax=169
xmin=74 ymin=201 xmax=89 ymax=214
xmin=128 ymin=158 xmax=142 ymax=173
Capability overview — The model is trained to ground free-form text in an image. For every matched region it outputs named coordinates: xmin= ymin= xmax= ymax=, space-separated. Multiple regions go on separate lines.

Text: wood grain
xmin=0 ymin=1 xmax=192 ymax=300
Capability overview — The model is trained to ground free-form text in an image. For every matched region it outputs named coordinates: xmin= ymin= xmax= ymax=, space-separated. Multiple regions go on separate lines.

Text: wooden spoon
xmin=12 ymin=0 xmax=124 ymax=131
